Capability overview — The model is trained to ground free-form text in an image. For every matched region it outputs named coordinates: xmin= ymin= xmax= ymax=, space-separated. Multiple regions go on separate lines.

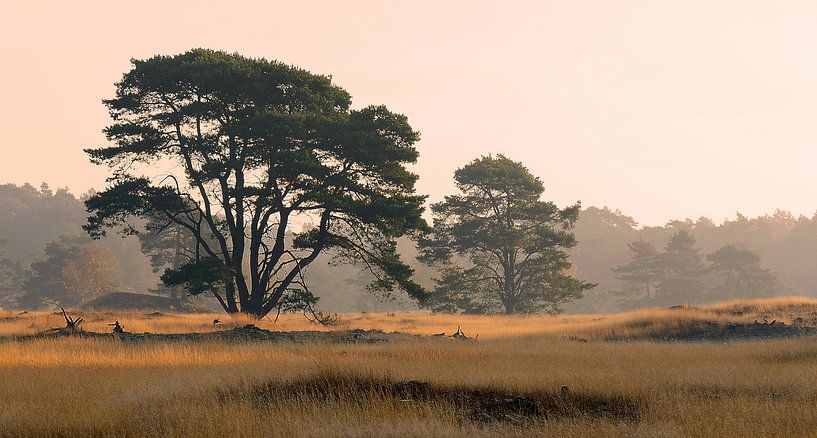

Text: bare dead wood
xmin=45 ymin=308 xmax=84 ymax=335
xmin=450 ymin=326 xmax=477 ymax=341
xmin=108 ymin=320 xmax=124 ymax=333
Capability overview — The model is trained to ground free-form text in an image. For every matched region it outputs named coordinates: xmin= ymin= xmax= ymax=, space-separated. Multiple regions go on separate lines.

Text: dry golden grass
xmin=1 ymin=297 xmax=817 ymax=437
xmin=4 ymin=296 xmax=815 ymax=339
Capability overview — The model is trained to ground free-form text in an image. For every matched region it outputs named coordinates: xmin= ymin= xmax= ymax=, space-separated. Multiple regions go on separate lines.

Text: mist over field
xmin=2 ymin=183 xmax=815 ymax=314
xmin=3 ymin=1 xmax=817 ymax=437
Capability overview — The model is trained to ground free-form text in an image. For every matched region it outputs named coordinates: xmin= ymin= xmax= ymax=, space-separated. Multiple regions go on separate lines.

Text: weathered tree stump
xmin=46 ymin=308 xmax=83 ymax=335
xmin=450 ymin=326 xmax=477 ymax=341
xmin=108 ymin=320 xmax=124 ymax=334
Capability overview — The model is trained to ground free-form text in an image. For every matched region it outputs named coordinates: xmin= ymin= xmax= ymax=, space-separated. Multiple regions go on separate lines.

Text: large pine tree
xmin=84 ymin=49 xmax=429 ymax=318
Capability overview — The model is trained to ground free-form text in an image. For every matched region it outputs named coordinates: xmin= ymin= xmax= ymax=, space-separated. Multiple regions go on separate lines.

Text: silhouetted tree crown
xmin=24 ymin=235 xmax=120 ymax=307
xmin=84 ymin=49 xmax=428 ymax=317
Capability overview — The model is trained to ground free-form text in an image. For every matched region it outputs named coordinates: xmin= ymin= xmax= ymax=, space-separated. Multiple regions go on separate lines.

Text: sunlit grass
xmin=1 ymin=297 xmax=817 ymax=436
xmin=3 ymin=296 xmax=815 ymax=339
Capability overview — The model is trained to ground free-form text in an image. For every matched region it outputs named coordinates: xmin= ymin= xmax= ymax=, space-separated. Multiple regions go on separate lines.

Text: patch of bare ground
xmin=8 ymin=296 xmax=817 ymax=344
xmin=683 ymin=383 xmax=791 ymax=400
xmin=603 ymin=320 xmax=817 ymax=342
xmin=222 ymin=373 xmax=641 ymax=424
xmin=568 ymin=298 xmax=817 ymax=342
xmin=9 ymin=324 xmax=420 ymax=344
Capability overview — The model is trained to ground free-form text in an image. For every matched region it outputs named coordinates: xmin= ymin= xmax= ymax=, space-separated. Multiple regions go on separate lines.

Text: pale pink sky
xmin=2 ymin=1 xmax=817 ymax=226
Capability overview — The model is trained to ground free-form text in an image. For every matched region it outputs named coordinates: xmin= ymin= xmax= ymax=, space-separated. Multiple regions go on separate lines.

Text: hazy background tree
xmin=0 ymin=182 xmax=418 ymax=312
xmin=0 ymin=183 xmax=87 ymax=262
xmin=563 ymin=206 xmax=638 ymax=312
xmin=0 ymin=180 xmax=815 ymax=313
xmin=23 ymin=235 xmax=120 ymax=306
xmin=567 ymin=209 xmax=808 ymax=311
xmin=612 ymin=240 xmax=660 ymax=308
xmin=654 ymin=230 xmax=706 ymax=304
xmin=84 ymin=49 xmax=428 ymax=318
xmin=137 ymin=211 xmax=206 ymax=299
xmin=59 ymin=242 xmax=120 ymax=303
xmin=0 ymin=183 xmax=154 ymax=308
xmin=0 ymin=239 xmax=26 ymax=307
xmin=707 ymin=245 xmax=776 ymax=298
xmin=419 ymin=155 xmax=594 ymax=314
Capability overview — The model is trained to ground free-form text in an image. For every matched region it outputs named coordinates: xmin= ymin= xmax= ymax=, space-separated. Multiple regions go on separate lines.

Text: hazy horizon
xmin=3 ymin=1 xmax=817 ymax=226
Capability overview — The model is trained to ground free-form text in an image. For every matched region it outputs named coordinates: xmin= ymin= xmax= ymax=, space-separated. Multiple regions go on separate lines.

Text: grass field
xmin=2 ymin=298 xmax=817 ymax=437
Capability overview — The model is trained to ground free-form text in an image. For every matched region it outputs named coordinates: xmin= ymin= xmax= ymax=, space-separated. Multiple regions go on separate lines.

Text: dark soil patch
xmin=224 ymin=374 xmax=641 ymax=424
xmin=0 ymin=316 xmax=23 ymax=322
xmin=610 ymin=321 xmax=817 ymax=342
xmin=8 ymin=325 xmax=418 ymax=344
xmin=683 ymin=383 xmax=789 ymax=400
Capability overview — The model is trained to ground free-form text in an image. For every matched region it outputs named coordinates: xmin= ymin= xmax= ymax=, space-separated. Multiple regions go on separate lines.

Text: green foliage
xmin=424 ymin=267 xmax=492 ymax=314
xmin=160 ymin=256 xmax=231 ymax=296
xmin=275 ymin=288 xmax=320 ymax=314
xmin=137 ymin=207 xmax=214 ymax=299
xmin=271 ymin=288 xmax=343 ymax=326
xmin=84 ymin=49 xmax=428 ymax=317
xmin=419 ymin=155 xmax=594 ymax=314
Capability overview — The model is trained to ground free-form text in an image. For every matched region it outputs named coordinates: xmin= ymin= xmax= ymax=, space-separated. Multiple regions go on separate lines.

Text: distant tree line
xmin=568 ymin=208 xmax=812 ymax=312
xmin=0 ymin=183 xmax=422 ymax=311
xmin=0 ymin=183 xmax=153 ymax=307
xmin=2 ymin=187 xmax=816 ymax=314
xmin=611 ymin=229 xmax=775 ymax=308
xmin=4 ymin=49 xmax=817 ymax=316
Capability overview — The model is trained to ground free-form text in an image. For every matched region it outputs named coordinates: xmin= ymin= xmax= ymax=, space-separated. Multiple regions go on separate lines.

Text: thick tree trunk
xmin=240 ymin=291 xmax=269 ymax=319
xmin=502 ymin=290 xmax=516 ymax=314
xmin=502 ymin=267 xmax=516 ymax=314
xmin=219 ymin=285 xmax=277 ymax=319
xmin=224 ymin=282 xmax=239 ymax=313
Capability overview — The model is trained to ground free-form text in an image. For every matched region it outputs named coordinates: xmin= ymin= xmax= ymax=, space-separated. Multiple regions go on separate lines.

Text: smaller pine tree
xmin=707 ymin=245 xmax=776 ymax=298
xmin=612 ymin=240 xmax=660 ymax=308
xmin=655 ymin=230 xmax=707 ymax=304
